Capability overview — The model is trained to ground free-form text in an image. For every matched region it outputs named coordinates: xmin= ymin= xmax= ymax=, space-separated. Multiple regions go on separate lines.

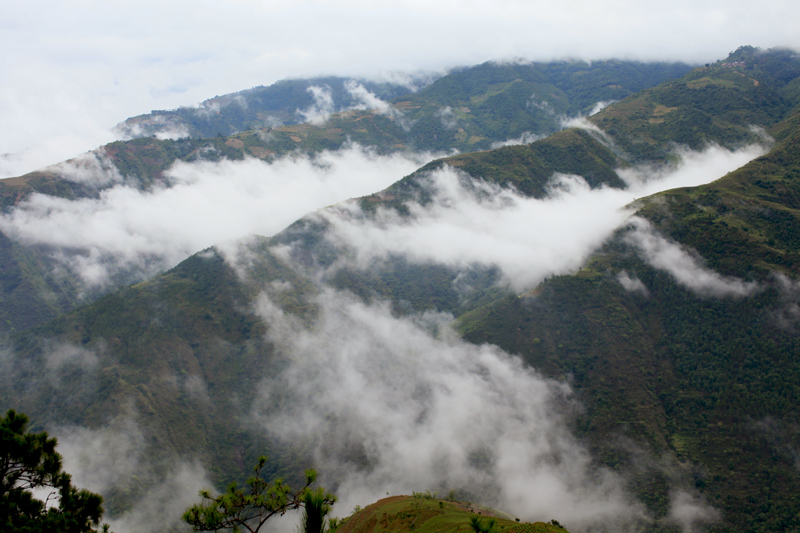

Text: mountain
xmin=114 ymin=60 xmax=691 ymax=150
xmin=3 ymin=46 xmax=800 ymax=531
xmin=113 ymin=76 xmax=432 ymax=140
xmin=0 ymin=59 xmax=691 ymax=335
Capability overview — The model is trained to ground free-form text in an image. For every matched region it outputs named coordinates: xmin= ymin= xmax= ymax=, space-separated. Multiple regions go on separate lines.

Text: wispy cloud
xmin=490 ymin=131 xmax=544 ymax=149
xmin=617 ymin=270 xmax=650 ymax=296
xmin=251 ymin=289 xmax=647 ymax=531
xmin=0 ymin=145 xmax=436 ymax=288
xmin=666 ymin=490 xmax=721 ymax=533
xmin=113 ymin=115 xmax=191 ymax=141
xmin=345 ymin=81 xmax=412 ymax=131
xmin=624 ymin=217 xmax=760 ymax=298
xmin=319 ymin=142 xmax=765 ymax=292
xmin=55 ymin=416 xmax=211 ymax=533
xmin=297 ymin=85 xmax=335 ymax=125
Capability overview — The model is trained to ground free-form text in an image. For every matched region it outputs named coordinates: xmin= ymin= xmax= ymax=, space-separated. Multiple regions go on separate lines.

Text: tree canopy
xmin=0 ymin=409 xmax=108 ymax=533
xmin=183 ymin=456 xmax=335 ymax=533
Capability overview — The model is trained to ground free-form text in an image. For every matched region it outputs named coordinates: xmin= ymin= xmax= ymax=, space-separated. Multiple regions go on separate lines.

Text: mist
xmin=321 ymin=142 xmax=768 ymax=292
xmin=623 ymin=217 xmax=760 ymax=298
xmin=54 ymin=416 xmax=212 ymax=533
xmin=252 ymin=289 xmax=647 ymax=531
xmin=222 ymin=141 xmax=769 ymax=532
xmin=0 ymin=144 xmax=436 ymax=288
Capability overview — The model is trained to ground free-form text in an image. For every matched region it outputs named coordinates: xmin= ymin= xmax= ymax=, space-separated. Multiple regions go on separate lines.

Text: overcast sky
xmin=2 ymin=0 xmax=799 ymax=178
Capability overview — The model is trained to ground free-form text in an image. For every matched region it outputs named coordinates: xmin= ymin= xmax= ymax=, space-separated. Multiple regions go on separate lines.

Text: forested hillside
xmin=2 ymin=46 xmax=800 ymax=532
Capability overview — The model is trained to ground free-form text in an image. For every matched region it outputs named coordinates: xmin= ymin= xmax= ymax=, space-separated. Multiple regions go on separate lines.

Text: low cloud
xmin=345 ymin=81 xmax=412 ymax=131
xmin=589 ymin=100 xmax=615 ymax=116
xmin=617 ymin=270 xmax=649 ymax=296
xmin=617 ymin=143 xmax=770 ymax=192
xmin=113 ymin=115 xmax=191 ymax=141
xmin=770 ymin=273 xmax=800 ymax=332
xmin=528 ymin=98 xmax=555 ymax=114
xmin=41 ymin=341 xmax=102 ymax=391
xmin=297 ymin=85 xmax=335 ymax=125
xmin=318 ymin=141 xmax=767 ymax=293
xmin=560 ymin=116 xmax=614 ymax=142
xmin=54 ymin=415 xmax=211 ymax=533
xmin=437 ymin=106 xmax=458 ymax=130
xmin=55 ymin=417 xmax=146 ymax=497
xmin=666 ymin=490 xmax=721 ymax=533
xmin=323 ymin=169 xmax=632 ymax=292
xmin=48 ymin=149 xmax=126 ymax=187
xmin=0 ymin=144 xmax=436 ymax=289
xmin=106 ymin=462 xmax=210 ymax=533
xmin=252 ymin=289 xmax=646 ymax=531
xmin=490 ymin=131 xmax=544 ymax=149
xmin=624 ymin=217 xmax=760 ymax=298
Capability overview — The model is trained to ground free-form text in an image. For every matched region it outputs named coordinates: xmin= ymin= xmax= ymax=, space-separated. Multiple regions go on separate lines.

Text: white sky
xmin=1 ymin=0 xmax=799 ymax=179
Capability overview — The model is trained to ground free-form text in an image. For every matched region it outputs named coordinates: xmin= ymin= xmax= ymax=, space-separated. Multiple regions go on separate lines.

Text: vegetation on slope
xmin=591 ymin=46 xmax=800 ymax=161
xmin=457 ymin=87 xmax=800 ymax=532
xmin=336 ymin=495 xmax=569 ymax=533
xmin=3 ymin=46 xmax=800 ymax=530
xmin=0 ymin=59 xmax=689 ymax=335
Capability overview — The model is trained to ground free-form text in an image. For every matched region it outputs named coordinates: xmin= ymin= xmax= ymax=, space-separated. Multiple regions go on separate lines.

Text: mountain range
xmin=2 ymin=46 xmax=800 ymax=532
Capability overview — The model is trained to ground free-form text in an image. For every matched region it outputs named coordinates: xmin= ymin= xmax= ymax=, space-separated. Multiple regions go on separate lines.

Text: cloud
xmin=437 ymin=106 xmax=459 ymax=130
xmin=251 ymin=289 xmax=647 ymax=531
xmin=54 ymin=415 xmax=212 ymax=533
xmin=114 ymin=115 xmax=191 ymax=141
xmin=106 ymin=462 xmax=210 ymax=533
xmin=55 ymin=417 xmax=146 ymax=496
xmin=0 ymin=144 xmax=436 ymax=288
xmin=617 ymin=270 xmax=650 ymax=296
xmin=769 ymin=273 xmax=800 ymax=332
xmin=624 ymin=217 xmax=760 ymax=297
xmin=666 ymin=490 xmax=721 ymax=532
xmin=297 ymin=85 xmax=335 ymax=125
xmin=47 ymin=149 xmax=126 ymax=188
xmin=323 ymin=168 xmax=632 ymax=292
xmin=344 ymin=81 xmax=412 ymax=130
xmin=40 ymin=341 xmax=102 ymax=393
xmin=2 ymin=1 xmax=799 ymax=179
xmin=589 ymin=100 xmax=615 ymax=116
xmin=319 ymin=142 xmax=765 ymax=292
xmin=616 ymin=142 xmax=770 ymax=192
xmin=490 ymin=131 xmax=544 ymax=149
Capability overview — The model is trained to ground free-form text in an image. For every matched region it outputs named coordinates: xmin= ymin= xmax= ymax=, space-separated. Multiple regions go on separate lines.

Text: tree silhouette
xmin=183 ymin=456 xmax=335 ymax=533
xmin=0 ymin=409 xmax=108 ymax=533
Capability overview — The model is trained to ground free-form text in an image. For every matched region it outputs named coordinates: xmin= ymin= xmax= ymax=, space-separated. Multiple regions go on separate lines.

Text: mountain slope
xmin=458 ymin=97 xmax=800 ymax=532
xmin=336 ymin=495 xmax=570 ymax=533
xmin=0 ymin=59 xmax=690 ymax=335
xmin=3 ymin=47 xmax=800 ymax=530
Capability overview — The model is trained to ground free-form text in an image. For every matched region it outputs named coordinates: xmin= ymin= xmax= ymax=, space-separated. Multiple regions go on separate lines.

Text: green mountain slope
xmin=114 ymin=61 xmax=690 ymax=148
xmin=591 ymin=46 xmax=800 ymax=161
xmin=3 ymin=47 xmax=800 ymax=530
xmin=0 ymin=59 xmax=689 ymax=335
xmin=336 ymin=495 xmax=570 ymax=533
xmin=115 ymin=76 xmax=427 ymax=139
xmin=458 ymin=96 xmax=800 ymax=532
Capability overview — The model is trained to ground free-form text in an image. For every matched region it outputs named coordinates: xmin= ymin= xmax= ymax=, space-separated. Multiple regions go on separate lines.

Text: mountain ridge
xmin=2 ymin=46 xmax=800 ymax=531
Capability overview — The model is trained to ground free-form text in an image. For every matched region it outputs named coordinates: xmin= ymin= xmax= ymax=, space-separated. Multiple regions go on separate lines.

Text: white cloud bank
xmin=321 ymin=143 xmax=767 ymax=292
xmin=0 ymin=145 xmax=436 ymax=287
xmin=252 ymin=289 xmax=648 ymax=531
